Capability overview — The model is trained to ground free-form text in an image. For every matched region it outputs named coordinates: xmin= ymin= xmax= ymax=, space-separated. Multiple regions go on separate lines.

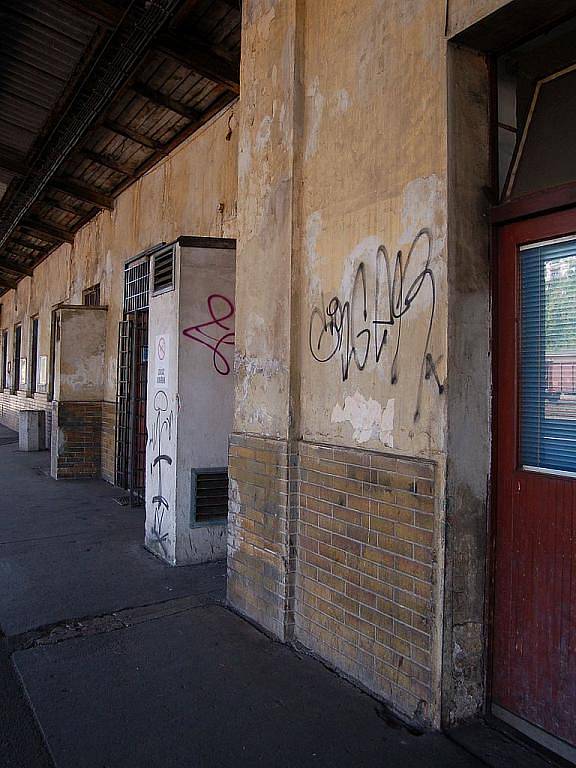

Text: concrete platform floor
xmin=0 ymin=426 xmax=561 ymax=767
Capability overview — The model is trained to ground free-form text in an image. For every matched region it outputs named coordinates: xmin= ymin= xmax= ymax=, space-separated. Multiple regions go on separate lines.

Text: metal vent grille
xmin=191 ymin=468 xmax=228 ymax=525
xmin=152 ymin=246 xmax=175 ymax=295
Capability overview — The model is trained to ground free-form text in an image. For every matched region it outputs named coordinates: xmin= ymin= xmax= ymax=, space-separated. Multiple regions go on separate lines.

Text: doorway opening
xmin=447 ymin=7 xmax=576 ymax=759
xmin=490 ymin=15 xmax=576 ymax=764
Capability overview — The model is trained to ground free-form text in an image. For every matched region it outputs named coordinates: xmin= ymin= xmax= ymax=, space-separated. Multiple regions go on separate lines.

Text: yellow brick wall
xmin=295 ymin=442 xmax=435 ymax=722
xmin=227 ymin=435 xmax=437 ymax=723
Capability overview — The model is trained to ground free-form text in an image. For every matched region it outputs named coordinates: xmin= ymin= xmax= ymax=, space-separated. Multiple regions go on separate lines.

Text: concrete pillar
xmin=442 ymin=45 xmax=492 ymax=727
xmin=227 ymin=0 xmax=451 ymax=728
xmin=18 ymin=410 xmax=45 ymax=451
xmin=226 ymin=0 xmax=303 ymax=642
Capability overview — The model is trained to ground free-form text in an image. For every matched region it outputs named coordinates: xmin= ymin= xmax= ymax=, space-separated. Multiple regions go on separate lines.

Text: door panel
xmin=493 ymin=209 xmax=576 ymax=750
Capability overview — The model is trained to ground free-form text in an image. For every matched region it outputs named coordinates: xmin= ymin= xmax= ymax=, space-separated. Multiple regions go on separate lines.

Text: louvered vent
xmin=152 ymin=246 xmax=175 ymax=295
xmin=191 ymin=468 xmax=228 ymax=525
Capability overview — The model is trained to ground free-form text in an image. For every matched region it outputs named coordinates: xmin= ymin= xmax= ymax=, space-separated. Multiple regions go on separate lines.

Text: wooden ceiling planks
xmin=0 ymin=0 xmax=241 ymax=295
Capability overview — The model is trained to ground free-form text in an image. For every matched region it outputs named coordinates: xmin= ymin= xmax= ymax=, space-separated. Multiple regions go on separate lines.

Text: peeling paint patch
xmin=305 ymin=77 xmax=325 ymax=161
xmin=332 ymin=391 xmax=394 ymax=446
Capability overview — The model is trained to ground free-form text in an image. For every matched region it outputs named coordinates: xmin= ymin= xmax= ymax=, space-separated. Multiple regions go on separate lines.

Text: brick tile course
xmin=52 ymin=401 xmax=102 ymax=479
xmin=295 ymin=441 xmax=436 ymax=721
xmin=228 ymin=435 xmax=437 ymax=723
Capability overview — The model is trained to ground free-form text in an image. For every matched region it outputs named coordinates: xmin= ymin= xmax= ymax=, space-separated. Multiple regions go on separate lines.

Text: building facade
xmin=1 ymin=0 xmax=575 ymax=759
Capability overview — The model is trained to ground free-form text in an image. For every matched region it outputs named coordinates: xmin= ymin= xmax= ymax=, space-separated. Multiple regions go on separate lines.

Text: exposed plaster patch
xmin=238 ymin=133 xmax=252 ymax=182
xmin=255 ymin=115 xmax=273 ymax=152
xmin=234 ymin=351 xmax=285 ymax=403
xmin=333 ymin=88 xmax=351 ymax=114
xmin=245 ymin=313 xmax=267 ymax=350
xmin=339 ymin=236 xmax=380 ymax=297
xmin=400 ymin=174 xmax=444 ymax=245
xmin=251 ymin=407 xmax=274 ymax=429
xmin=400 ymin=174 xmax=447 ymax=290
xmin=279 ymin=102 xmax=289 ymax=148
xmin=356 ymin=32 xmax=374 ymax=95
xmin=250 ymin=3 xmax=276 ymax=37
xmin=332 ymin=391 xmax=394 ymax=446
xmin=305 ymin=77 xmax=325 ymax=161
xmin=305 ymin=211 xmax=322 ymax=295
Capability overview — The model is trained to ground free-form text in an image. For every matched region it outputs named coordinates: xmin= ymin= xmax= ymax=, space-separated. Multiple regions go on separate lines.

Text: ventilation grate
xmin=191 ymin=468 xmax=228 ymax=525
xmin=152 ymin=246 xmax=175 ymax=295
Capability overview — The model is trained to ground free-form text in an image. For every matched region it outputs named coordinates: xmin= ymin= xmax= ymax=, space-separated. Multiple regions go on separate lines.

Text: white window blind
xmin=520 ymin=236 xmax=576 ymax=474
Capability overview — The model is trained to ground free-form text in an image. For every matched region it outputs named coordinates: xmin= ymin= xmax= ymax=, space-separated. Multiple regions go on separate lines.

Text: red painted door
xmin=493 ymin=209 xmax=576 ymax=753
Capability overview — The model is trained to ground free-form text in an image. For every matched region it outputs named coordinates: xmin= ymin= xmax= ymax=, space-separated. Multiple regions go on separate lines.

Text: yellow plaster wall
xmin=298 ymin=0 xmax=449 ymax=459
xmin=0 ymin=106 xmax=238 ymax=403
xmin=232 ymin=0 xmax=298 ymax=438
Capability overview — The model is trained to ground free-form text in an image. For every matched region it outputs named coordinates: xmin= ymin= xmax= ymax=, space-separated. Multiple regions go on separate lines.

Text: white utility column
xmin=145 ymin=237 xmax=236 ymax=565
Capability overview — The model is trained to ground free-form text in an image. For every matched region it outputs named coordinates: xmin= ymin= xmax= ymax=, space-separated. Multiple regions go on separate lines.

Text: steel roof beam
xmin=0 ymin=273 xmax=18 ymax=290
xmin=156 ymin=33 xmax=240 ymax=94
xmin=20 ymin=217 xmax=75 ymax=245
xmin=55 ymin=0 xmax=125 ymax=29
xmin=0 ymin=144 xmax=29 ymax=177
xmin=0 ymin=259 xmax=33 ymax=277
xmin=131 ymin=82 xmax=202 ymax=121
xmin=103 ymin=120 xmax=167 ymax=153
xmin=49 ymin=178 xmax=114 ymax=210
xmin=80 ymin=149 xmax=136 ymax=177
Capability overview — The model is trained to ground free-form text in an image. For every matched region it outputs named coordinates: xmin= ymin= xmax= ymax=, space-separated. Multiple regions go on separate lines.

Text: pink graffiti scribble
xmin=182 ymin=294 xmax=235 ymax=375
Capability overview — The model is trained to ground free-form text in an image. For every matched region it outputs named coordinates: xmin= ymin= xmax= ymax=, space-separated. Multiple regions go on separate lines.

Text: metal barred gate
xmin=115 ymin=257 xmax=150 ymax=504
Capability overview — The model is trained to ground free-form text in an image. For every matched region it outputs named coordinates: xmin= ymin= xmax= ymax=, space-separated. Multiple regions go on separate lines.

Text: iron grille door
xmin=115 ymin=312 xmax=149 ymax=503
xmin=115 ymin=316 xmax=133 ymax=491
xmin=131 ymin=311 xmax=149 ymax=501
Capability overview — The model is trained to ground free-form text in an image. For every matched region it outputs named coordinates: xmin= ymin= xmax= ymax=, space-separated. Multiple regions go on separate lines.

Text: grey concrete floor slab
xmin=0 ymin=442 xmax=225 ymax=636
xmin=0 ymin=424 xmax=18 ymax=446
xmin=15 ymin=604 xmax=484 ymax=768
xmin=0 ymin=638 xmax=53 ymax=768
xmin=0 ymin=428 xmax=560 ymax=768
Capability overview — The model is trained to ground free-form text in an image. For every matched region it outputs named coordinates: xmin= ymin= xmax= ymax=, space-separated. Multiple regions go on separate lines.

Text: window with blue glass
xmin=520 ymin=236 xmax=576 ymax=474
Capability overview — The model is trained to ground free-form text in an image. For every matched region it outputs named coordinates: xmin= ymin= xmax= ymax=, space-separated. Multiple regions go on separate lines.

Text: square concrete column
xmin=19 ymin=410 xmax=45 ymax=451
xmin=226 ymin=0 xmax=301 ymax=642
xmin=145 ymin=241 xmax=236 ymax=566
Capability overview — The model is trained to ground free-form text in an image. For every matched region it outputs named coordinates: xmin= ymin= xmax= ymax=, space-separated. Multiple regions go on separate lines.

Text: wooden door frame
xmin=488 ymin=200 xmax=576 ymax=751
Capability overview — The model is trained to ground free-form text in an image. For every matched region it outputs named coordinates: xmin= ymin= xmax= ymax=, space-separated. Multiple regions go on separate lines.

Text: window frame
xmin=1 ymin=329 xmax=8 ymax=390
xmin=83 ymin=283 xmax=101 ymax=307
xmin=28 ymin=315 xmax=39 ymax=397
xmin=11 ymin=323 xmax=21 ymax=393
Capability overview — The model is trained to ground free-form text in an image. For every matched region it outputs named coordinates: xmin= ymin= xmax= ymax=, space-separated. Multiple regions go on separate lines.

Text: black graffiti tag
xmin=308 ymin=229 xmax=444 ymax=421
xmin=148 ymin=389 xmax=173 ymax=556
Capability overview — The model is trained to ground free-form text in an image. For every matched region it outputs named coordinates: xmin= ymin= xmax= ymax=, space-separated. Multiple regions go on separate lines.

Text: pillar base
xmin=19 ymin=410 xmax=46 ymax=452
xmin=50 ymin=401 xmax=102 ymax=479
xmin=227 ymin=433 xmax=297 ymax=642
